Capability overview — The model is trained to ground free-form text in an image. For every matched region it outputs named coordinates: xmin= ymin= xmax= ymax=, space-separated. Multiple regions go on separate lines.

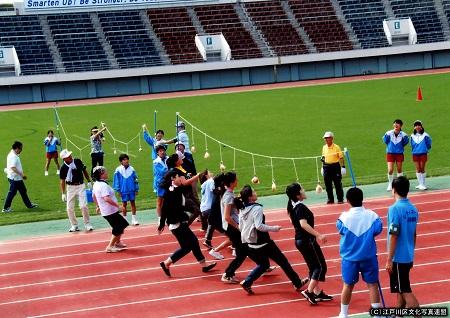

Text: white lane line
xmin=2 ymin=245 xmax=449 ymax=306
xmin=1 ymin=215 xmax=449 ymax=278
xmin=1 ymin=203 xmax=448 ymax=262
xmin=168 ymin=280 xmax=450 ymax=318
xmin=24 ymin=276 xmax=450 ymax=318
xmin=1 ymin=230 xmax=450 ymax=292
xmin=0 ymin=190 xmax=450 ymax=252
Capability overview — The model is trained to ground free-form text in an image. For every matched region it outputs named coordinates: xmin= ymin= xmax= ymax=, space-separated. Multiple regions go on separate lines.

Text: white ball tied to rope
xmin=113 ymin=149 xmax=117 ymax=155
xmin=191 ymin=145 xmax=196 ymax=153
xmin=316 ymin=183 xmax=323 ymax=194
xmin=204 ymin=151 xmax=210 ymax=159
xmin=251 ymin=175 xmax=260 ymax=184
xmin=219 ymin=162 xmax=226 ymax=172
xmin=138 ymin=147 xmax=142 ymax=152
xmin=271 ymin=181 xmax=277 ymax=192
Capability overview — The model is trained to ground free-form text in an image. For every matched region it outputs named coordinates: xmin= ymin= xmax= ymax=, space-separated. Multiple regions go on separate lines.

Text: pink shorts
xmin=412 ymin=154 xmax=428 ymax=163
xmin=386 ymin=153 xmax=404 ymax=163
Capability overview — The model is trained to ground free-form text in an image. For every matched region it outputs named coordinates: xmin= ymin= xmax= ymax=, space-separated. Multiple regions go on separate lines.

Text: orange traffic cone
xmin=416 ymin=87 xmax=423 ymax=101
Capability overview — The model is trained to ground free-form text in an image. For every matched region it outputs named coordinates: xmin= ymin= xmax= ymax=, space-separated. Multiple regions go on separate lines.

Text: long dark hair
xmin=285 ymin=182 xmax=302 ymax=216
xmin=234 ymin=185 xmax=253 ymax=210
xmin=223 ymin=171 xmax=237 ymax=187
xmin=160 ymin=169 xmax=182 ymax=190
xmin=213 ymin=173 xmax=225 ymax=196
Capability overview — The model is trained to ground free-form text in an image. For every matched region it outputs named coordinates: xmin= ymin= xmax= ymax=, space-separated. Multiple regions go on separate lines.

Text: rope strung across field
xmin=177 ymin=113 xmax=349 ymax=190
xmin=53 ymin=106 xmax=143 ymax=160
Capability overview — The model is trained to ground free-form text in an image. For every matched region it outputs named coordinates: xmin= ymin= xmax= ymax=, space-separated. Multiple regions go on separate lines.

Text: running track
xmin=1 ymin=190 xmax=449 ymax=318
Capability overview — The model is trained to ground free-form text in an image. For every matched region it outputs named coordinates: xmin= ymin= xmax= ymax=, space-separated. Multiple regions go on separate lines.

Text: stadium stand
xmin=194 ymin=3 xmax=263 ymax=59
xmin=46 ymin=13 xmax=111 ymax=72
xmin=98 ymin=10 xmax=164 ymax=69
xmin=243 ymin=0 xmax=309 ymax=56
xmin=338 ymin=0 xmax=390 ymax=49
xmin=288 ymin=0 xmax=353 ymax=52
xmin=390 ymin=0 xmax=445 ymax=44
xmin=148 ymin=7 xmax=203 ymax=64
xmin=0 ymin=15 xmax=56 ymax=75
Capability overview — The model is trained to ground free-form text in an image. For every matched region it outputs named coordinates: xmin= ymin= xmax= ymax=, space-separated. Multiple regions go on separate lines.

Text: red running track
xmin=1 ymin=190 xmax=449 ymax=318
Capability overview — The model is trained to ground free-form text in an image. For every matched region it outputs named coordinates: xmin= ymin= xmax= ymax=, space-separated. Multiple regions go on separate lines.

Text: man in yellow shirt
xmin=321 ymin=132 xmax=346 ymax=204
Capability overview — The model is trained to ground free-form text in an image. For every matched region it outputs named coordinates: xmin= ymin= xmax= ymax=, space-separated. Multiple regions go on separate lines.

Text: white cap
xmin=175 ymin=121 xmax=185 ymax=128
xmin=175 ymin=141 xmax=185 ymax=148
xmin=60 ymin=149 xmax=73 ymax=159
xmin=323 ymin=131 xmax=334 ymax=138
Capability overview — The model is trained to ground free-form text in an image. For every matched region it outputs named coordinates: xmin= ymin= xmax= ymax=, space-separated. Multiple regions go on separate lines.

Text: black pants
xmin=224 ymin=225 xmax=252 ymax=277
xmin=170 ymin=222 xmax=205 ymax=264
xmin=91 ymin=152 xmax=104 ymax=175
xmin=323 ymin=163 xmax=344 ymax=203
xmin=295 ymin=238 xmax=327 ymax=281
xmin=4 ymin=179 xmax=33 ymax=209
xmin=244 ymin=240 xmax=303 ymax=288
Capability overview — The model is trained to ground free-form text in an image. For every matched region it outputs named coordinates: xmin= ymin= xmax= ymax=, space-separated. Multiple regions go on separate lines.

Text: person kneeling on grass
xmin=337 ymin=187 xmax=383 ymax=318
xmin=92 ymin=166 xmax=129 ymax=253
xmin=158 ymin=169 xmax=216 ymax=277
xmin=238 ymin=185 xmax=309 ymax=295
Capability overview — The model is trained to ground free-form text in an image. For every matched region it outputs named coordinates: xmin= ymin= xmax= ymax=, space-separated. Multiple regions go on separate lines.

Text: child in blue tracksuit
xmin=337 ymin=187 xmax=383 ymax=318
xmin=410 ymin=120 xmax=432 ymax=190
xmin=153 ymin=145 xmax=168 ymax=218
xmin=382 ymin=119 xmax=409 ymax=191
xmin=113 ymin=154 xmax=139 ymax=225
xmin=143 ymin=124 xmax=168 ymax=160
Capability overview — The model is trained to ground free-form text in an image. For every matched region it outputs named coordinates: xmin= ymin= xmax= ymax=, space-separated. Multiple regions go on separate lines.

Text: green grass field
xmin=1 ymin=72 xmax=449 ymax=226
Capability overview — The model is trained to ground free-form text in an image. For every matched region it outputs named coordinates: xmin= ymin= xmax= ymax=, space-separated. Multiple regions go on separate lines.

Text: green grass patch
xmin=1 ymin=72 xmax=449 ymax=225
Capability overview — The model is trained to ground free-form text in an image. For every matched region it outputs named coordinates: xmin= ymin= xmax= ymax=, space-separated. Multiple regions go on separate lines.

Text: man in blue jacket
xmin=337 ymin=187 xmax=383 ymax=318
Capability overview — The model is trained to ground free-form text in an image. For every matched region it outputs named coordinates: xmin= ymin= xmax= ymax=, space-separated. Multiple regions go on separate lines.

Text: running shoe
xmin=202 ymin=240 xmax=213 ymax=250
xmin=314 ymin=290 xmax=333 ymax=302
xmin=209 ymin=249 xmax=224 ymax=260
xmin=115 ymin=242 xmax=127 ymax=249
xmin=240 ymin=280 xmax=254 ymax=295
xmin=160 ymin=262 xmax=171 ymax=277
xmin=106 ymin=246 xmax=123 ymax=253
xmin=202 ymin=262 xmax=217 ymax=273
xmin=221 ymin=273 xmax=239 ymax=284
xmin=301 ymin=290 xmax=317 ymax=305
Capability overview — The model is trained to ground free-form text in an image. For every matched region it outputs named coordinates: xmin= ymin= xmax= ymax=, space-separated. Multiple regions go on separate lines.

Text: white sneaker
xmin=56 ymin=170 xmax=60 ymax=175
xmin=85 ymin=223 xmax=94 ymax=231
xmin=418 ymin=184 xmax=427 ymax=190
xmin=221 ymin=273 xmax=239 ymax=284
xmin=386 ymin=184 xmax=392 ymax=191
xmin=209 ymin=249 xmax=224 ymax=260
xmin=44 ymin=171 xmax=49 ymax=176
xmin=131 ymin=216 xmax=139 ymax=226
xmin=232 ymin=249 xmax=236 ymax=257
xmin=115 ymin=242 xmax=127 ymax=248
xmin=415 ymin=184 xmax=420 ymax=189
xmin=106 ymin=246 xmax=123 ymax=253
xmin=69 ymin=225 xmax=79 ymax=232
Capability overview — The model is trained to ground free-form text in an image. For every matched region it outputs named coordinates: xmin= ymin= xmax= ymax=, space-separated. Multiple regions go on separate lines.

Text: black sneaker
xmin=160 ymin=262 xmax=171 ymax=277
xmin=240 ymin=280 xmax=254 ymax=295
xmin=296 ymin=277 xmax=310 ymax=291
xmin=202 ymin=262 xmax=217 ymax=273
xmin=28 ymin=203 xmax=38 ymax=209
xmin=202 ymin=240 xmax=213 ymax=250
xmin=301 ymin=290 xmax=317 ymax=305
xmin=315 ymin=290 xmax=333 ymax=301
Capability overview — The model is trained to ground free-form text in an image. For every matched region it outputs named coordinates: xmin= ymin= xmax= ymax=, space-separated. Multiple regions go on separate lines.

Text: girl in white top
xmin=92 ymin=166 xmax=129 ymax=253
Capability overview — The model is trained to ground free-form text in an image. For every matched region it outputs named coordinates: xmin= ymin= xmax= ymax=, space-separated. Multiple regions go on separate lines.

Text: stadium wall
xmin=1 ymin=42 xmax=450 ymax=105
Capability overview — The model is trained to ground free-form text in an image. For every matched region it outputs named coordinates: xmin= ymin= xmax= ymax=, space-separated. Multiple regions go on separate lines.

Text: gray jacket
xmin=239 ymin=203 xmax=277 ymax=245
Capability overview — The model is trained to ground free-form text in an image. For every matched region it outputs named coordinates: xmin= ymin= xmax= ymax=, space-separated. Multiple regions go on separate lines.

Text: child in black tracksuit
xmin=158 ymin=169 xmax=216 ymax=277
xmin=286 ymin=182 xmax=333 ymax=305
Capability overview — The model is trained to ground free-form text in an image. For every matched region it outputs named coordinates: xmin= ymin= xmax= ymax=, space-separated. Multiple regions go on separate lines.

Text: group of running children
xmin=49 ymin=119 xmax=424 ymax=317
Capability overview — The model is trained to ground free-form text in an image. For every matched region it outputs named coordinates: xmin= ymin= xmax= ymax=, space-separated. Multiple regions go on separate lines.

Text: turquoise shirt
xmin=387 ymin=198 xmax=418 ymax=263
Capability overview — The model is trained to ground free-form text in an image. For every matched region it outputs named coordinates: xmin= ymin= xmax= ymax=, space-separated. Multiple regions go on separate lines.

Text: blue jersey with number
xmin=387 ymin=198 xmax=418 ymax=263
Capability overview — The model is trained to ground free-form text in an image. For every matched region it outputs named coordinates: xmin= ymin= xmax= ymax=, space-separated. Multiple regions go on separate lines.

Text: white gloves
xmin=341 ymin=167 xmax=347 ymax=176
xmin=320 ymin=167 xmax=324 ymax=176
xmin=61 ymin=193 xmax=66 ymax=202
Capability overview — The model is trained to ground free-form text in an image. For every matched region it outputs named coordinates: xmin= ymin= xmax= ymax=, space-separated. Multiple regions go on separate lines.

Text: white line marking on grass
xmin=3 ymin=246 xmax=449 ymax=305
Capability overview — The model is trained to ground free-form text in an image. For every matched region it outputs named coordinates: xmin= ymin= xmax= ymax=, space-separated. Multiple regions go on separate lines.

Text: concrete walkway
xmin=1 ymin=176 xmax=449 ymax=241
